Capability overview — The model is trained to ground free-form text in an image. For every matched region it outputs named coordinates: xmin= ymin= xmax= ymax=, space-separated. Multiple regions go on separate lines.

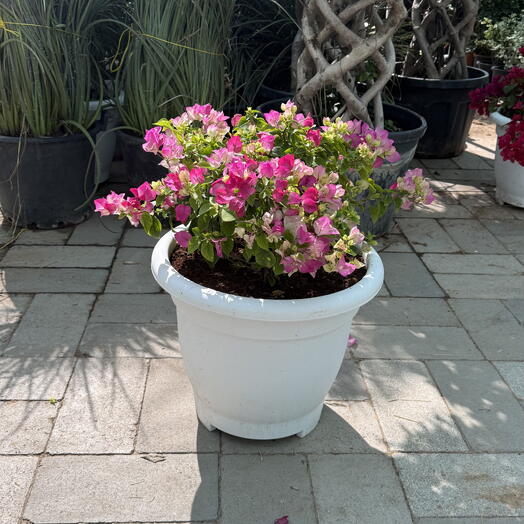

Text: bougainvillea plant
xmin=95 ymin=101 xmax=433 ymax=282
xmin=469 ymin=48 xmax=524 ymax=166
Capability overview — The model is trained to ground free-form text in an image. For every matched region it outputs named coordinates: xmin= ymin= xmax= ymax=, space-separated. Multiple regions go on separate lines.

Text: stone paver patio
xmin=0 ymin=118 xmax=523 ymax=523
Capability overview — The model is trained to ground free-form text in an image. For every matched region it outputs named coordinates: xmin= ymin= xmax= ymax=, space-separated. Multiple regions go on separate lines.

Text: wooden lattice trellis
xmin=293 ymin=0 xmax=407 ymax=128
xmin=402 ymin=0 xmax=479 ymax=79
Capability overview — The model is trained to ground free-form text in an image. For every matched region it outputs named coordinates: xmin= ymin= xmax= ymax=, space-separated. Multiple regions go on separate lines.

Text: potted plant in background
xmin=0 ymin=0 xmax=109 ymax=229
xmin=113 ymin=0 xmax=234 ymax=188
xmin=394 ymin=0 xmax=489 ymax=158
xmin=94 ymin=101 xmax=433 ymax=439
xmin=289 ymin=0 xmax=427 ymax=236
xmin=470 ymin=54 xmax=524 ymax=207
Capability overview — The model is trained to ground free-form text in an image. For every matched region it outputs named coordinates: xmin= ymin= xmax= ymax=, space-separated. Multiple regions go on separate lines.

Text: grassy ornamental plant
xmin=95 ymin=102 xmax=433 ymax=284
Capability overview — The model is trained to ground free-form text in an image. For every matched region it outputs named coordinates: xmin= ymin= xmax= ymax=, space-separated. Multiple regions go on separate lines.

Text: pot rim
xmin=0 ymin=124 xmax=100 ymax=144
xmin=394 ymin=66 xmax=489 ymax=89
xmin=489 ymin=111 xmax=511 ymax=126
xmin=151 ymin=230 xmax=384 ymax=321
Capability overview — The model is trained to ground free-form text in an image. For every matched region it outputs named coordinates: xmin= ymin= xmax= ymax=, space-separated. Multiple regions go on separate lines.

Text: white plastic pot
xmin=151 ymin=231 xmax=384 ymax=440
xmin=490 ymin=112 xmax=524 ymax=208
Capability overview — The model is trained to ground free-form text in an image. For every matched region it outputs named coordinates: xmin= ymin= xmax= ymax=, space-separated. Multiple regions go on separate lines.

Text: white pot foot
xmin=197 ymin=414 xmax=217 ymax=432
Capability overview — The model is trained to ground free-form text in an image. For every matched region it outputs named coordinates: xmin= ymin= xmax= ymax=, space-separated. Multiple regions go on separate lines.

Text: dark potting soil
xmin=170 ymin=246 xmax=367 ymax=300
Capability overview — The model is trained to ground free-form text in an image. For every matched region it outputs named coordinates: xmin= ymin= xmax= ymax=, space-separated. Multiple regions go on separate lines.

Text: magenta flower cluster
xmin=469 ymin=47 xmax=524 ymax=166
xmin=95 ymin=101 xmax=433 ymax=280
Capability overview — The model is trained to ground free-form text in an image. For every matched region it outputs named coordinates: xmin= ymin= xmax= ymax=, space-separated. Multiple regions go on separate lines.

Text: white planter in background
xmin=490 ymin=111 xmax=524 ymax=208
xmin=151 ymin=230 xmax=384 ymax=440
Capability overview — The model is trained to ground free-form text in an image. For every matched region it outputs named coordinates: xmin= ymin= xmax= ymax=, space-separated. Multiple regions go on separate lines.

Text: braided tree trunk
xmin=293 ymin=0 xmax=407 ymax=128
xmin=402 ymin=0 xmax=479 ymax=80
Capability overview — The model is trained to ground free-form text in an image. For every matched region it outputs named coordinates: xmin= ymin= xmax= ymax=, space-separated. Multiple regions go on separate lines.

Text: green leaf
xmin=187 ymin=236 xmax=200 ymax=254
xmin=198 ymin=201 xmax=214 ymax=217
xmin=140 ymin=213 xmax=161 ymax=237
xmin=221 ymin=238 xmax=234 ymax=256
xmin=243 ymin=247 xmax=253 ymax=261
xmin=255 ymin=247 xmax=275 ymax=268
xmin=220 ymin=208 xmax=236 ymax=222
xmin=255 ymin=234 xmax=269 ymax=250
xmin=220 ymin=220 xmax=235 ymax=237
xmin=200 ymin=242 xmax=215 ymax=263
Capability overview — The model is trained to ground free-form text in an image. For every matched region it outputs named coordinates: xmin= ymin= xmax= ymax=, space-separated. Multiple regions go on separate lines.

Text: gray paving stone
xmin=16 ymin=228 xmax=73 ymax=245
xmin=448 ymin=152 xmax=493 ymax=169
xmin=47 ymin=358 xmax=147 ymax=454
xmin=67 ymin=215 xmax=125 ymax=245
xmin=0 ymin=400 xmax=56 ymax=453
xmin=505 ymin=299 xmax=524 ymax=324
xmin=432 ymin=169 xmax=495 ymax=184
xmin=121 ymin=228 xmax=162 ymax=247
xmin=396 ymin=198 xmax=473 ymax=219
xmin=0 ymin=268 xmax=108 ymax=293
xmin=395 ymin=453 xmax=524 ymax=517
xmin=3 ymin=294 xmax=95 ymax=357
xmin=137 ymin=359 xmax=218 ymax=453
xmin=0 ymin=294 xmax=32 ymax=347
xmin=0 ymin=358 xmax=74 ymax=399
xmin=309 ymin=454 xmax=412 ymax=524
xmin=436 ymin=182 xmax=487 ymax=194
xmin=105 ymin=247 xmax=161 ymax=293
xmin=434 ymin=274 xmax=524 ymax=299
xmin=482 ymin=220 xmax=524 ymax=253
xmin=381 ymin=253 xmax=444 ymax=297
xmin=427 ymin=361 xmax=524 ymax=451
xmin=422 ymin=158 xmax=459 ymax=170
xmin=418 ymin=519 xmax=524 ymax=523
xmin=352 ymin=325 xmax=482 ymax=360
xmin=494 ymin=362 xmax=524 ymax=400
xmin=376 ymin=234 xmax=413 ymax=252
xmin=79 ymin=323 xmax=180 ymax=357
xmin=354 ymin=297 xmax=460 ymax=327
xmin=397 ymin=218 xmax=460 ymax=253
xmin=221 ymin=454 xmax=316 ymax=524
xmin=440 ymin=219 xmax=508 ymax=254
xmin=0 ymin=456 xmax=38 ymax=524
xmin=222 ymin=401 xmax=386 ymax=454
xmin=0 ymin=245 xmax=116 ymax=268
xmin=422 ymin=254 xmax=524 ymax=275
xmin=24 ymin=454 xmax=218 ymax=523
xmin=448 ymin=299 xmax=524 ymax=360
xmin=327 ymin=359 xmax=369 ymax=400
xmin=361 ymin=360 xmax=467 ymax=451
xmin=90 ymin=293 xmax=175 ymax=323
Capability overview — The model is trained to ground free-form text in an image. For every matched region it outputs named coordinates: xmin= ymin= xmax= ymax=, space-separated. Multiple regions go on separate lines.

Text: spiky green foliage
xmin=115 ymin=0 xmax=235 ymax=135
xmin=0 ymin=0 xmax=114 ymax=137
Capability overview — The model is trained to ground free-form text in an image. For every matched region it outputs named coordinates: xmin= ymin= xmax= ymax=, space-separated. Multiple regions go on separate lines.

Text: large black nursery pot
xmin=392 ymin=66 xmax=489 ymax=158
xmin=119 ymin=130 xmax=166 ymax=189
xmin=356 ymin=104 xmax=427 ymax=237
xmin=0 ymin=128 xmax=99 ymax=229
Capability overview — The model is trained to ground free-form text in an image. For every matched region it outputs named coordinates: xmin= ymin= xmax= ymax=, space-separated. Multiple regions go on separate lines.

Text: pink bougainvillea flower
xmin=231 ymin=113 xmax=242 ymax=126
xmin=301 ymin=187 xmax=319 ymax=213
xmin=161 ymin=133 xmax=184 ymax=159
xmin=347 ymin=335 xmax=357 ymax=347
xmin=94 ymin=191 xmax=125 ymax=216
xmin=296 ymin=225 xmax=315 ymax=245
xmin=130 ymin=182 xmax=157 ymax=202
xmin=189 ymin=167 xmax=206 ymax=184
xmin=306 ymin=128 xmax=322 ymax=146
xmin=349 ymin=226 xmax=365 ymax=247
xmin=227 ymin=135 xmax=243 ymax=153
xmin=298 ymin=257 xmax=324 ymax=276
xmin=174 ymin=230 xmax=192 ymax=248
xmin=259 ymin=160 xmax=275 ymax=178
xmin=175 ymin=204 xmax=191 ymax=223
xmin=276 ymin=154 xmax=295 ymax=177
xmin=337 ymin=256 xmax=357 ymax=276
xmin=258 ymin=132 xmax=276 ymax=152
xmin=264 ymin=110 xmax=281 ymax=126
xmin=142 ymin=127 xmax=163 ymax=154
xmin=296 ymin=113 xmax=314 ymax=127
xmin=211 ymin=237 xmax=227 ymax=257
xmin=274 ymin=516 xmax=289 ymax=524
xmin=314 ymin=216 xmax=340 ymax=236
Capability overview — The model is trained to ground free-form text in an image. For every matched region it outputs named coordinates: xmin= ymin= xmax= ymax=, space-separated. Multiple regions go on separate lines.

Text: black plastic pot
xmin=0 ymin=128 xmax=99 ymax=229
xmin=356 ymin=104 xmax=427 ymax=237
xmin=118 ymin=131 xmax=166 ymax=189
xmin=392 ymin=66 xmax=489 ymax=158
xmin=491 ymin=66 xmax=508 ymax=80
